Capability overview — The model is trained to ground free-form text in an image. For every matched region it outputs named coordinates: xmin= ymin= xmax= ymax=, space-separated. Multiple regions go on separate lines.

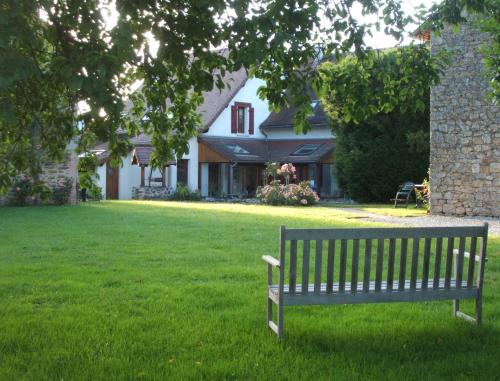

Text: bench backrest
xmin=278 ymin=224 xmax=488 ymax=295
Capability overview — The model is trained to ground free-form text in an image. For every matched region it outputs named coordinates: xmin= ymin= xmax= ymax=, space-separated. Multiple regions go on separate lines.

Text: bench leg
xmin=453 ymin=298 xmax=481 ymax=325
xmin=475 ymin=295 xmax=482 ymax=325
xmin=453 ymin=299 xmax=459 ymax=316
xmin=277 ymin=300 xmax=284 ymax=339
xmin=266 ymin=294 xmax=284 ymax=339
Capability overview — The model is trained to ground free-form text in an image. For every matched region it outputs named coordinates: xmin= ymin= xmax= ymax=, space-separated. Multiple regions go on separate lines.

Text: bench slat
xmin=433 ymin=237 xmax=443 ymax=290
xmin=422 ymin=238 xmax=432 ymax=290
xmin=326 ymin=240 xmax=335 ymax=293
xmin=339 ymin=240 xmax=347 ymax=292
xmin=456 ymin=237 xmax=466 ymax=288
xmin=270 ymin=279 xmax=472 ymax=296
xmin=289 ymin=240 xmax=297 ymax=295
xmin=467 ymin=237 xmax=477 ymax=289
xmin=387 ymin=238 xmax=396 ymax=291
xmin=314 ymin=240 xmax=323 ymax=294
xmin=351 ymin=239 xmax=360 ymax=293
xmin=410 ymin=238 xmax=420 ymax=291
xmin=363 ymin=239 xmax=372 ymax=292
xmin=445 ymin=237 xmax=454 ymax=289
xmin=399 ymin=238 xmax=408 ymax=291
xmin=375 ymin=239 xmax=384 ymax=291
xmin=302 ymin=240 xmax=310 ymax=295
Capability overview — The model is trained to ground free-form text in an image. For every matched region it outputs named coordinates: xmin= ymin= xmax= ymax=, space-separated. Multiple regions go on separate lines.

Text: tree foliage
xmin=0 ymin=0 xmax=496 ymax=194
xmin=320 ymin=48 xmax=430 ymax=202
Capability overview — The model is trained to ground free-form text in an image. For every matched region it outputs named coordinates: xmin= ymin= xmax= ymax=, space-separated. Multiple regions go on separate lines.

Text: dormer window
xmin=231 ymin=102 xmax=254 ymax=135
xmin=292 ymin=143 xmax=321 ymax=156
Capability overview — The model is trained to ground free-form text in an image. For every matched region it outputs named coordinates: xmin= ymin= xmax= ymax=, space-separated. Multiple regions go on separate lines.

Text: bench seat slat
xmin=270 ymin=279 xmax=470 ymax=296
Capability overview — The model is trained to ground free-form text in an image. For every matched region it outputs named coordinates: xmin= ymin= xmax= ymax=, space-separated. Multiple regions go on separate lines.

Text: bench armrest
xmin=453 ymin=249 xmax=487 ymax=263
xmin=262 ymin=255 xmax=280 ymax=268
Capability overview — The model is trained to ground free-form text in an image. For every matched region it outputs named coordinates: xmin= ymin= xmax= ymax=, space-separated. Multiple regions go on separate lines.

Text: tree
xmin=320 ymin=48 xmax=432 ymax=202
xmin=0 ymin=0 xmax=496 ymax=195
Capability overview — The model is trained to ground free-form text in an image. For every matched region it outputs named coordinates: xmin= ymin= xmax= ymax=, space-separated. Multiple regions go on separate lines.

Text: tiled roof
xmin=198 ymin=137 xmax=334 ymax=164
xmin=260 ymin=103 xmax=330 ymax=129
xmin=132 ymin=146 xmax=176 ymax=166
xmin=198 ymin=136 xmax=269 ymax=163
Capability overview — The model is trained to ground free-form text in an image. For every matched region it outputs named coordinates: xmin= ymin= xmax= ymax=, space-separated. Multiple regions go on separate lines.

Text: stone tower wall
xmin=430 ymin=21 xmax=500 ymax=217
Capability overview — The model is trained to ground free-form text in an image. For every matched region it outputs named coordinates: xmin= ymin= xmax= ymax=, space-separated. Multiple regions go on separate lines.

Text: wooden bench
xmin=262 ymin=224 xmax=489 ymax=339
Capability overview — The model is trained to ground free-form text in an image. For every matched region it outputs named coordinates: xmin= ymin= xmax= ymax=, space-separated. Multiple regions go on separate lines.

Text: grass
xmin=324 ymin=202 xmax=428 ymax=217
xmin=0 ymin=201 xmax=498 ymax=380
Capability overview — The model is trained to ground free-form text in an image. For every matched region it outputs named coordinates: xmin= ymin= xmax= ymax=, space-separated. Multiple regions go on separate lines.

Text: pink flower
xmin=300 ymin=199 xmax=308 ymax=205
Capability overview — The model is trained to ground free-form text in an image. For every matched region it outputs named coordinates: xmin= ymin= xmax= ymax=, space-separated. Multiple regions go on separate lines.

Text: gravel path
xmin=335 ymin=208 xmax=500 ymax=236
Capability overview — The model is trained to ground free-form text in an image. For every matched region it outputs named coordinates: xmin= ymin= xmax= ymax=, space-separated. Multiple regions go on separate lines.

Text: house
xmin=94 ymin=65 xmax=341 ymax=200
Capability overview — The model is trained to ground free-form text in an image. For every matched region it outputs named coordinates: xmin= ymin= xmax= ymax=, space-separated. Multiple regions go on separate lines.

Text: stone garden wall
xmin=132 ymin=186 xmax=173 ymax=200
xmin=0 ymin=148 xmax=79 ymax=206
xmin=430 ymin=20 xmax=500 ymax=217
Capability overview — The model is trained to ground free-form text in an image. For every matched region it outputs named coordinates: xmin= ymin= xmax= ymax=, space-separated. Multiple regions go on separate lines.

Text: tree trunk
xmin=29 ymin=120 xmax=42 ymax=205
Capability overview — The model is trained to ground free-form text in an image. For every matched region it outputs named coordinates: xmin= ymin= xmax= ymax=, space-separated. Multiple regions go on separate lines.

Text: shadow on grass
xmin=284 ymin=319 xmax=499 ymax=377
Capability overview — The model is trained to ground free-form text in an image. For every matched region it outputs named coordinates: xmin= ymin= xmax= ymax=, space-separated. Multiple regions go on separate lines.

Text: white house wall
xmin=96 ymin=164 xmax=106 ymax=200
xmin=119 ymin=152 xmax=142 ymax=199
xmin=182 ymin=136 xmax=199 ymax=192
xmin=202 ymin=77 xmax=270 ymax=139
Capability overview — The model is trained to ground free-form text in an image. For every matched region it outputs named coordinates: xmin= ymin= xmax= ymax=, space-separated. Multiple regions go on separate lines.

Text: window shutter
xmin=231 ymin=105 xmax=237 ymax=133
xmin=249 ymin=106 xmax=254 ymax=135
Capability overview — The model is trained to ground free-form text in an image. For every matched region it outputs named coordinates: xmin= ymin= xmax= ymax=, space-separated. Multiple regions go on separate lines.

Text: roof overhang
xmin=132 ymin=146 xmax=176 ymax=167
xmin=198 ymin=136 xmax=335 ymax=164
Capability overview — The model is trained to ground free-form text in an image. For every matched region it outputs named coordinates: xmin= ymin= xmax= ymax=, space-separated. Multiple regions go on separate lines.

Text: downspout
xmin=260 ymin=125 xmax=272 ymax=187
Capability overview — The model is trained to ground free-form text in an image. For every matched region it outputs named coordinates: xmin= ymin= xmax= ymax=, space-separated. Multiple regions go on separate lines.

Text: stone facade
xmin=0 ymin=148 xmax=79 ymax=206
xmin=40 ymin=150 xmax=79 ymax=205
xmin=132 ymin=186 xmax=173 ymax=200
xmin=430 ymin=20 xmax=500 ymax=217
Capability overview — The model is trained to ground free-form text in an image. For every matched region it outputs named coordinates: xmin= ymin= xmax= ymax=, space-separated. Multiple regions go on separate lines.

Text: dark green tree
xmin=320 ymin=48 xmax=432 ymax=202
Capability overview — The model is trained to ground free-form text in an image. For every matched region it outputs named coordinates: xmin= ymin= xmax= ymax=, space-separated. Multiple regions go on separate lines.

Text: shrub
xmin=169 ymin=184 xmax=201 ymax=201
xmin=257 ymin=180 xmax=319 ymax=206
xmin=332 ymin=106 xmax=429 ymax=202
xmin=11 ymin=177 xmax=32 ymax=206
xmin=415 ymin=171 xmax=430 ymax=212
xmin=78 ymin=153 xmax=102 ymax=201
xmin=52 ymin=177 xmax=73 ymax=205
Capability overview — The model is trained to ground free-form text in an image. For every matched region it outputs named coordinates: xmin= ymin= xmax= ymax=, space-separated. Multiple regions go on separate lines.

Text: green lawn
xmin=0 ymin=201 xmax=498 ymax=380
xmin=324 ymin=202 xmax=428 ymax=217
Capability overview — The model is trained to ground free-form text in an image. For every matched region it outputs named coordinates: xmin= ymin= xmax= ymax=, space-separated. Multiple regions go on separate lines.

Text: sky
xmin=100 ymin=0 xmax=440 ymax=51
xmin=353 ymin=0 xmax=439 ymax=48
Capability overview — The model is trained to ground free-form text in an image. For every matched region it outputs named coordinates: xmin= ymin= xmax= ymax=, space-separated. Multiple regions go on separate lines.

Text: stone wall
xmin=0 ymin=148 xmax=79 ymax=206
xmin=430 ymin=20 xmax=500 ymax=217
xmin=40 ymin=150 xmax=79 ymax=205
xmin=132 ymin=186 xmax=173 ymax=200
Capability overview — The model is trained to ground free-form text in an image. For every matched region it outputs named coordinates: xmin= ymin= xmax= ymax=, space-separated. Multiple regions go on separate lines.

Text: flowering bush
xmin=257 ymin=180 xmax=319 ymax=206
xmin=277 ymin=163 xmax=297 ymax=185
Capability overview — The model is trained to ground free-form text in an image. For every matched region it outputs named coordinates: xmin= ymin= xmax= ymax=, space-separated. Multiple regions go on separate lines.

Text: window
xmin=237 ymin=107 xmax=245 ymax=134
xmin=292 ymin=144 xmax=321 ymax=156
xmin=231 ymin=102 xmax=254 ymax=135
xmin=226 ymin=144 xmax=250 ymax=155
